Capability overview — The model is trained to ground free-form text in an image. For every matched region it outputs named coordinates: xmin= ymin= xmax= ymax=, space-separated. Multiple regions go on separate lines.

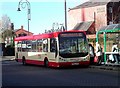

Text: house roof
xmin=14 ymin=29 xmax=19 ymax=32
xmin=14 ymin=29 xmax=33 ymax=34
xmin=73 ymin=21 xmax=94 ymax=31
xmin=69 ymin=0 xmax=120 ymax=10
xmin=14 ymin=26 xmax=33 ymax=34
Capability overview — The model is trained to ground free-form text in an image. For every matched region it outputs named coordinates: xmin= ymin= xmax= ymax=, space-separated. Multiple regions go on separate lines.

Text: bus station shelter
xmin=96 ymin=24 xmax=120 ymax=64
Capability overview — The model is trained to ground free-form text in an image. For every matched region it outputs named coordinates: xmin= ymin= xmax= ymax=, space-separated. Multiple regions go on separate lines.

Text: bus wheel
xmin=22 ymin=56 xmax=26 ymax=65
xmin=44 ymin=59 xmax=49 ymax=67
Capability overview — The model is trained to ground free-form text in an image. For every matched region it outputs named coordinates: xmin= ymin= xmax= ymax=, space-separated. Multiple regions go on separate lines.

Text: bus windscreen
xmin=59 ymin=32 xmax=88 ymax=58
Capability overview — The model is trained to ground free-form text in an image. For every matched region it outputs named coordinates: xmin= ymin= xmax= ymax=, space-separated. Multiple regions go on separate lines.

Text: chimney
xmin=21 ymin=26 xmax=23 ymax=30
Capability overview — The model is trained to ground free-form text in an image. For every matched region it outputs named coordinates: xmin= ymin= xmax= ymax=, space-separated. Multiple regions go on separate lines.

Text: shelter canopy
xmin=98 ymin=24 xmax=120 ymax=33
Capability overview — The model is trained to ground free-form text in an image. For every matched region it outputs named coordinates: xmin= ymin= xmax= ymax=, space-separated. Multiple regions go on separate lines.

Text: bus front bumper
xmin=49 ymin=61 xmax=90 ymax=68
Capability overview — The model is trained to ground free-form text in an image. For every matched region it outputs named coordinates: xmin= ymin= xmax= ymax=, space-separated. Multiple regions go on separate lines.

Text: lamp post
xmin=64 ymin=0 xmax=67 ymax=31
xmin=17 ymin=0 xmax=31 ymax=35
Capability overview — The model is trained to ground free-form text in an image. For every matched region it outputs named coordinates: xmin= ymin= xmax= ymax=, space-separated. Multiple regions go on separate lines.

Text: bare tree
xmin=1 ymin=14 xmax=11 ymax=31
xmin=0 ymin=15 xmax=14 ymax=45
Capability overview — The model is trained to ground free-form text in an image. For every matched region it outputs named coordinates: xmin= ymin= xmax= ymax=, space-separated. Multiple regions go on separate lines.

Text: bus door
xmin=49 ymin=38 xmax=58 ymax=61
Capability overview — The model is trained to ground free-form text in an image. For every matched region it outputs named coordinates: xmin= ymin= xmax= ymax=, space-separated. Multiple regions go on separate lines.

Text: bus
xmin=14 ymin=30 xmax=90 ymax=67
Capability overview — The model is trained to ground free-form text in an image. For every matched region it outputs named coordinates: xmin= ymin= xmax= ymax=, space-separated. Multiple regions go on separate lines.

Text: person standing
xmin=95 ymin=42 xmax=102 ymax=65
xmin=111 ymin=43 xmax=119 ymax=64
xmin=89 ymin=44 xmax=95 ymax=64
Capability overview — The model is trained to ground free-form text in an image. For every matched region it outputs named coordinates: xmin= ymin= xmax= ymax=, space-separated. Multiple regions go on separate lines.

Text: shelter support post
xmin=96 ymin=32 xmax=99 ymax=42
xmin=103 ymin=32 xmax=107 ymax=64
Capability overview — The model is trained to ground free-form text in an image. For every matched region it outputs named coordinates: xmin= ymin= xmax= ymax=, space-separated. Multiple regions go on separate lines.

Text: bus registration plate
xmin=72 ymin=63 xmax=79 ymax=65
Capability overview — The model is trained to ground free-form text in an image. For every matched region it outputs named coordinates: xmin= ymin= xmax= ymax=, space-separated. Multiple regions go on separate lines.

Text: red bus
xmin=14 ymin=30 xmax=90 ymax=67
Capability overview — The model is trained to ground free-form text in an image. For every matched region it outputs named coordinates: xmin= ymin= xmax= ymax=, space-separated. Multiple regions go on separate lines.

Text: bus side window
xmin=17 ymin=41 xmax=22 ymax=52
xmin=50 ymin=38 xmax=56 ymax=52
xmin=37 ymin=39 xmax=43 ymax=52
xmin=21 ymin=40 xmax=31 ymax=52
xmin=43 ymin=39 xmax=48 ymax=52
xmin=31 ymin=40 xmax=37 ymax=52
xmin=26 ymin=40 xmax=32 ymax=52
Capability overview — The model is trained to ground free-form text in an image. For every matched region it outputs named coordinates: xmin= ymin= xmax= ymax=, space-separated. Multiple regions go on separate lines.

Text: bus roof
xmin=14 ymin=30 xmax=86 ymax=41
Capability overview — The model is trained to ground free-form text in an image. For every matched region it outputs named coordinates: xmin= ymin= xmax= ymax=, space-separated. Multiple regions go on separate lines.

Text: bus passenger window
xmin=17 ymin=41 xmax=22 ymax=52
xmin=31 ymin=40 xmax=37 ymax=52
xmin=37 ymin=39 xmax=43 ymax=52
xmin=21 ymin=40 xmax=31 ymax=52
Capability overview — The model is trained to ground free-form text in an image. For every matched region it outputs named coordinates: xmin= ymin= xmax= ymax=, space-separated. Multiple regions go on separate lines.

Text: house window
xmin=18 ymin=33 xmax=27 ymax=37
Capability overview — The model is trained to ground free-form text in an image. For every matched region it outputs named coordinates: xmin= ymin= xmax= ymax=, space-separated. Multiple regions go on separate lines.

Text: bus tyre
xmin=44 ymin=59 xmax=49 ymax=67
xmin=22 ymin=57 xmax=26 ymax=65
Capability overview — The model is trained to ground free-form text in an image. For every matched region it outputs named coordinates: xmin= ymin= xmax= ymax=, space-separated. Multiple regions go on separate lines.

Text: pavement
xmin=0 ymin=56 xmax=15 ymax=61
xmin=89 ymin=64 xmax=120 ymax=71
xmin=1 ymin=56 xmax=120 ymax=71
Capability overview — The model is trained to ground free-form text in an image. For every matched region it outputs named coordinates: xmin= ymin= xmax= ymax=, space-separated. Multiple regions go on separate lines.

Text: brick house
xmin=15 ymin=26 xmax=33 ymax=37
xmin=68 ymin=0 xmax=120 ymax=41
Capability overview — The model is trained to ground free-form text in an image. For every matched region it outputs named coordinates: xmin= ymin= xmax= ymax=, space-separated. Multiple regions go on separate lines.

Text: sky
xmin=0 ymin=0 xmax=89 ymax=34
